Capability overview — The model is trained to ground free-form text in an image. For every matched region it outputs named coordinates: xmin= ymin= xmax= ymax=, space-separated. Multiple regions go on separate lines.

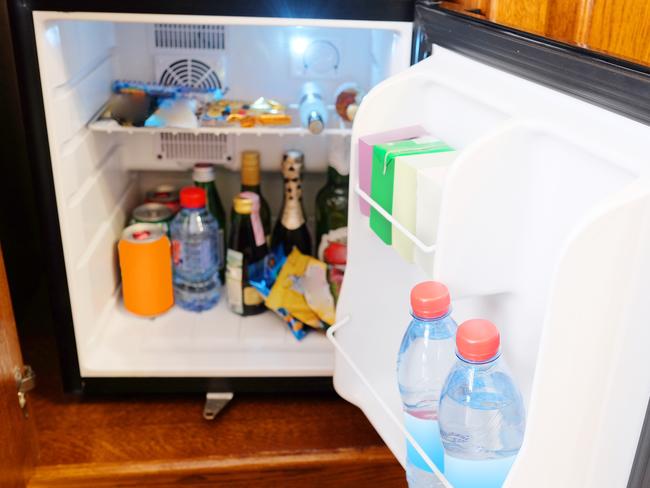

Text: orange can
xmin=118 ymin=223 xmax=174 ymax=316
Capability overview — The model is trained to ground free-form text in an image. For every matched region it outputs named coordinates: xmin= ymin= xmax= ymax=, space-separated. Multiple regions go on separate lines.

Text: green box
xmin=369 ymin=137 xmax=452 ymax=245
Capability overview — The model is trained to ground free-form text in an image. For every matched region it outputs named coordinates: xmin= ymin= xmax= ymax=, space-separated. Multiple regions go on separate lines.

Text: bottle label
xmin=251 ymin=210 xmax=266 ymax=247
xmin=172 ymin=238 xmax=214 ymax=271
xmin=317 ymin=227 xmax=347 ymax=262
xmin=444 ymin=454 xmax=515 ymax=488
xmin=404 ymin=413 xmax=445 ymax=474
xmin=280 ymin=153 xmax=306 ymax=230
xmin=244 ymin=286 xmax=264 ymax=306
xmin=226 ymin=249 xmax=243 ymax=314
xmin=318 ymin=227 xmax=347 ymax=300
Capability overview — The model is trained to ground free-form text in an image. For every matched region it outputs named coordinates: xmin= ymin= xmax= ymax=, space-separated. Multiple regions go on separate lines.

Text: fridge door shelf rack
xmin=354 ymin=184 xmax=437 ymax=254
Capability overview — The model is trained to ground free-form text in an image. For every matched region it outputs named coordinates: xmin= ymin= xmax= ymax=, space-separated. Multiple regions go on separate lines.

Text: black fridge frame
xmin=6 ymin=0 xmax=650 ymax=396
xmin=7 ymin=0 xmax=416 ymax=394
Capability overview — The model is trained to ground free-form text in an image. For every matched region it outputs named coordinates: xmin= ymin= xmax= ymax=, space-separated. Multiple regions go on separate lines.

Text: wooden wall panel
xmin=438 ymin=0 xmax=650 ymax=67
xmin=585 ymin=0 xmax=650 ymax=66
xmin=488 ymin=0 xmax=549 ymax=35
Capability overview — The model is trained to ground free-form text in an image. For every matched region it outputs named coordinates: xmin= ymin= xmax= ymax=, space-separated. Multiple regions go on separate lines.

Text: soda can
xmin=145 ymin=184 xmax=180 ymax=214
xmin=131 ymin=202 xmax=173 ymax=236
xmin=118 ymin=223 xmax=174 ymax=317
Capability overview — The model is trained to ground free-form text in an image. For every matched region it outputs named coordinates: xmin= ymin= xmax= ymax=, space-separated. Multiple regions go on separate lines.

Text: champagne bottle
xmin=271 ymin=150 xmax=312 ymax=256
xmin=226 ymin=193 xmax=268 ymax=316
xmin=193 ymin=163 xmax=227 ymax=281
xmin=239 ymin=151 xmax=271 ymax=242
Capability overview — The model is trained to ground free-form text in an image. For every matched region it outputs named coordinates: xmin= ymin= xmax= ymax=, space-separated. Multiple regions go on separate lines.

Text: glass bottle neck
xmin=241 ymin=183 xmax=261 ymax=194
xmin=327 ymin=166 xmax=349 ymax=186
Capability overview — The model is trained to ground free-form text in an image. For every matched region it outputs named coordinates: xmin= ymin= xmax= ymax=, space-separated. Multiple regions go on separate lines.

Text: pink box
xmin=358 ymin=125 xmax=428 ymax=216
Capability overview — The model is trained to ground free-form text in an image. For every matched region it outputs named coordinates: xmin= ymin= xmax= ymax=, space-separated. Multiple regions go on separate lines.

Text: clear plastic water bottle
xmin=439 ymin=319 xmax=526 ymax=488
xmin=397 ymin=281 xmax=458 ymax=487
xmin=170 ymin=186 xmax=221 ymax=311
xmin=299 ymin=82 xmax=328 ymax=134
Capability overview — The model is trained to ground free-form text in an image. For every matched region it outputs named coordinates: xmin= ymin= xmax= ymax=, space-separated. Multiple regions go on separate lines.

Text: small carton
xmin=370 ymin=137 xmax=452 ymax=245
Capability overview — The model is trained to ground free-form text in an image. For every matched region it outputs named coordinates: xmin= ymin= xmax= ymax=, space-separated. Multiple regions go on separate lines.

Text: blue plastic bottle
xmin=439 ymin=319 xmax=526 ymax=488
xmin=170 ymin=186 xmax=221 ymax=311
xmin=397 ymin=281 xmax=458 ymax=487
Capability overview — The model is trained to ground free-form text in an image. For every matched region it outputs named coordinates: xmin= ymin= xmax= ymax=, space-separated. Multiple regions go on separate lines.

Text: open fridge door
xmin=329 ymin=7 xmax=650 ymax=487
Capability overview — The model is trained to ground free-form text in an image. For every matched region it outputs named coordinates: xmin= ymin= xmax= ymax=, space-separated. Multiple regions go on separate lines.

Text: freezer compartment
xmin=334 ymin=47 xmax=650 ymax=486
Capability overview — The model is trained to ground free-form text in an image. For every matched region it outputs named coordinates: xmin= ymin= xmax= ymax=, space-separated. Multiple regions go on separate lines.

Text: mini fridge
xmin=7 ymin=1 xmax=650 ymax=486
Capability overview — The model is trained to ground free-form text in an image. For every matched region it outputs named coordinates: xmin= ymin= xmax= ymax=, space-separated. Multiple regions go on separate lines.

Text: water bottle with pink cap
xmin=439 ymin=319 xmax=526 ymax=488
xmin=397 ymin=281 xmax=458 ymax=487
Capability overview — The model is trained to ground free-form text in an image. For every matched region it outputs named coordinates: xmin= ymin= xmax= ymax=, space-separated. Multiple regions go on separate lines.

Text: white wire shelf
xmin=354 ymin=184 xmax=437 ymax=254
xmin=88 ymin=104 xmax=352 ymax=137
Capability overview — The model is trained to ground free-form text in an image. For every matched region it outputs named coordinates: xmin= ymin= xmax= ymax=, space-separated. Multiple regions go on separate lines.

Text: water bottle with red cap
xmin=397 ymin=281 xmax=458 ymax=487
xmin=170 ymin=186 xmax=221 ymax=312
xmin=439 ymin=319 xmax=526 ymax=488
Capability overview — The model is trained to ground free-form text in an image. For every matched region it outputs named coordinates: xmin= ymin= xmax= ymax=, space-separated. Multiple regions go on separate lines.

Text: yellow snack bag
xmin=265 ymin=248 xmax=335 ymax=328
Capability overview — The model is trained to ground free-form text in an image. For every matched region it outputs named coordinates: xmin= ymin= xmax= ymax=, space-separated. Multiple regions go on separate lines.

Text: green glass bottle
xmin=315 ymin=147 xmax=349 ymax=300
xmin=193 ymin=163 xmax=227 ymax=281
xmin=227 ymin=193 xmax=268 ymax=316
xmin=238 ymin=151 xmax=272 ymax=242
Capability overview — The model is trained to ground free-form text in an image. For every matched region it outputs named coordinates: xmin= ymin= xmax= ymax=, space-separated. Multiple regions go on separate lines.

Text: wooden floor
xmin=19 ymin=290 xmax=405 ymax=487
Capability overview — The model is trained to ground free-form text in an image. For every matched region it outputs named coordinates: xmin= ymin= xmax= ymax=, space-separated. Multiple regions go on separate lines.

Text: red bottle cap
xmin=456 ymin=319 xmax=500 ymax=362
xmin=180 ymin=186 xmax=206 ymax=209
xmin=410 ymin=281 xmax=450 ymax=319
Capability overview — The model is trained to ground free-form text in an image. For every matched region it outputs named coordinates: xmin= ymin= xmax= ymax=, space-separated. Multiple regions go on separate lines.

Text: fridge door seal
xmin=413 ymin=3 xmax=650 ymax=126
xmin=18 ymin=0 xmax=415 ymax=22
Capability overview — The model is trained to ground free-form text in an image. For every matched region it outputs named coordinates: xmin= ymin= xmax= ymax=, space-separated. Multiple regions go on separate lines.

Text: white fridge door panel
xmin=333 ymin=46 xmax=650 ymax=487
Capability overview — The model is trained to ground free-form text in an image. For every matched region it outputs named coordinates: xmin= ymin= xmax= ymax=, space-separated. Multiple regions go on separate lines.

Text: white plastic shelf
xmin=88 ymin=104 xmax=352 ymax=137
xmin=83 ymin=295 xmax=334 ymax=377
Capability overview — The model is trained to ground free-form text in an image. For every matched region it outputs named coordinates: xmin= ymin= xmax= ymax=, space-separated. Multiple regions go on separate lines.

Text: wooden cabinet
xmin=0 ymin=247 xmax=38 ymax=488
xmin=439 ymin=0 xmax=650 ymax=66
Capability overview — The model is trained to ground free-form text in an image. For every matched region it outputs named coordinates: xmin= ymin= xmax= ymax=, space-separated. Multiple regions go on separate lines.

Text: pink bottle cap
xmin=410 ymin=281 xmax=450 ymax=319
xmin=456 ymin=319 xmax=500 ymax=362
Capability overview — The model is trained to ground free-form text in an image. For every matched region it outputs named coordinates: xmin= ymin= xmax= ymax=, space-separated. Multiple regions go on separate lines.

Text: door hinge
xmin=203 ymin=392 xmax=233 ymax=420
xmin=15 ymin=365 xmax=36 ymax=412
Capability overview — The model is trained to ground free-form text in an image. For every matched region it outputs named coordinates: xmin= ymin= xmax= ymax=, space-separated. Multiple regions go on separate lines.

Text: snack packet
xmin=265 ymin=248 xmax=336 ymax=329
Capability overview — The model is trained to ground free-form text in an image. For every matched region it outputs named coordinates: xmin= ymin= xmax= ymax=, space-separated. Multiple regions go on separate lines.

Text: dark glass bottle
xmin=315 ymin=165 xmax=349 ymax=259
xmin=239 ymin=151 xmax=271 ymax=242
xmin=193 ymin=163 xmax=227 ymax=282
xmin=315 ymin=165 xmax=349 ymax=301
xmin=271 ymin=150 xmax=312 ymax=256
xmin=226 ymin=193 xmax=268 ymax=316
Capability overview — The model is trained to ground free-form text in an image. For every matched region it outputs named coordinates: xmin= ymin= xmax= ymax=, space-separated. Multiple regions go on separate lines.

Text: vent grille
xmin=154 ymin=24 xmax=225 ymax=50
xmin=159 ymin=58 xmax=222 ymax=89
xmin=158 ymin=133 xmax=231 ymax=164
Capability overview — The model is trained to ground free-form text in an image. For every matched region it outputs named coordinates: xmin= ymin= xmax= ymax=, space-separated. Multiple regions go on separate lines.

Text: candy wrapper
xmin=249 ymin=248 xmax=336 ymax=341
xmin=249 ymin=249 xmax=309 ymax=340
xmin=265 ymin=248 xmax=336 ymax=329
xmin=200 ymin=97 xmax=291 ymax=127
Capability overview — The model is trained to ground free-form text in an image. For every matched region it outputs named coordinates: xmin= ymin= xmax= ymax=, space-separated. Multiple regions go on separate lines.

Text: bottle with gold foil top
xmin=226 ymin=193 xmax=268 ymax=316
xmin=271 ymin=150 xmax=312 ymax=256
xmin=239 ymin=151 xmax=271 ymax=242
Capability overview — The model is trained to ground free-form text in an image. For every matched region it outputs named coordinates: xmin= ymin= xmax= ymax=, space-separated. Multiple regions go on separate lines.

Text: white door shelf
xmin=335 ymin=46 xmax=650 ymax=488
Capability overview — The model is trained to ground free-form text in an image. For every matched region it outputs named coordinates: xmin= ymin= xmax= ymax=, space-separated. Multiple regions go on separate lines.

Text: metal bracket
xmin=14 ymin=365 xmax=36 ymax=413
xmin=203 ymin=392 xmax=233 ymax=420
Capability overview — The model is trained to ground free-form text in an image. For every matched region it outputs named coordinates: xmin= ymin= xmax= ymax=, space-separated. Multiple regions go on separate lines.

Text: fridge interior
xmin=32 ymin=12 xmax=412 ymax=377
xmin=333 ymin=47 xmax=650 ymax=487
